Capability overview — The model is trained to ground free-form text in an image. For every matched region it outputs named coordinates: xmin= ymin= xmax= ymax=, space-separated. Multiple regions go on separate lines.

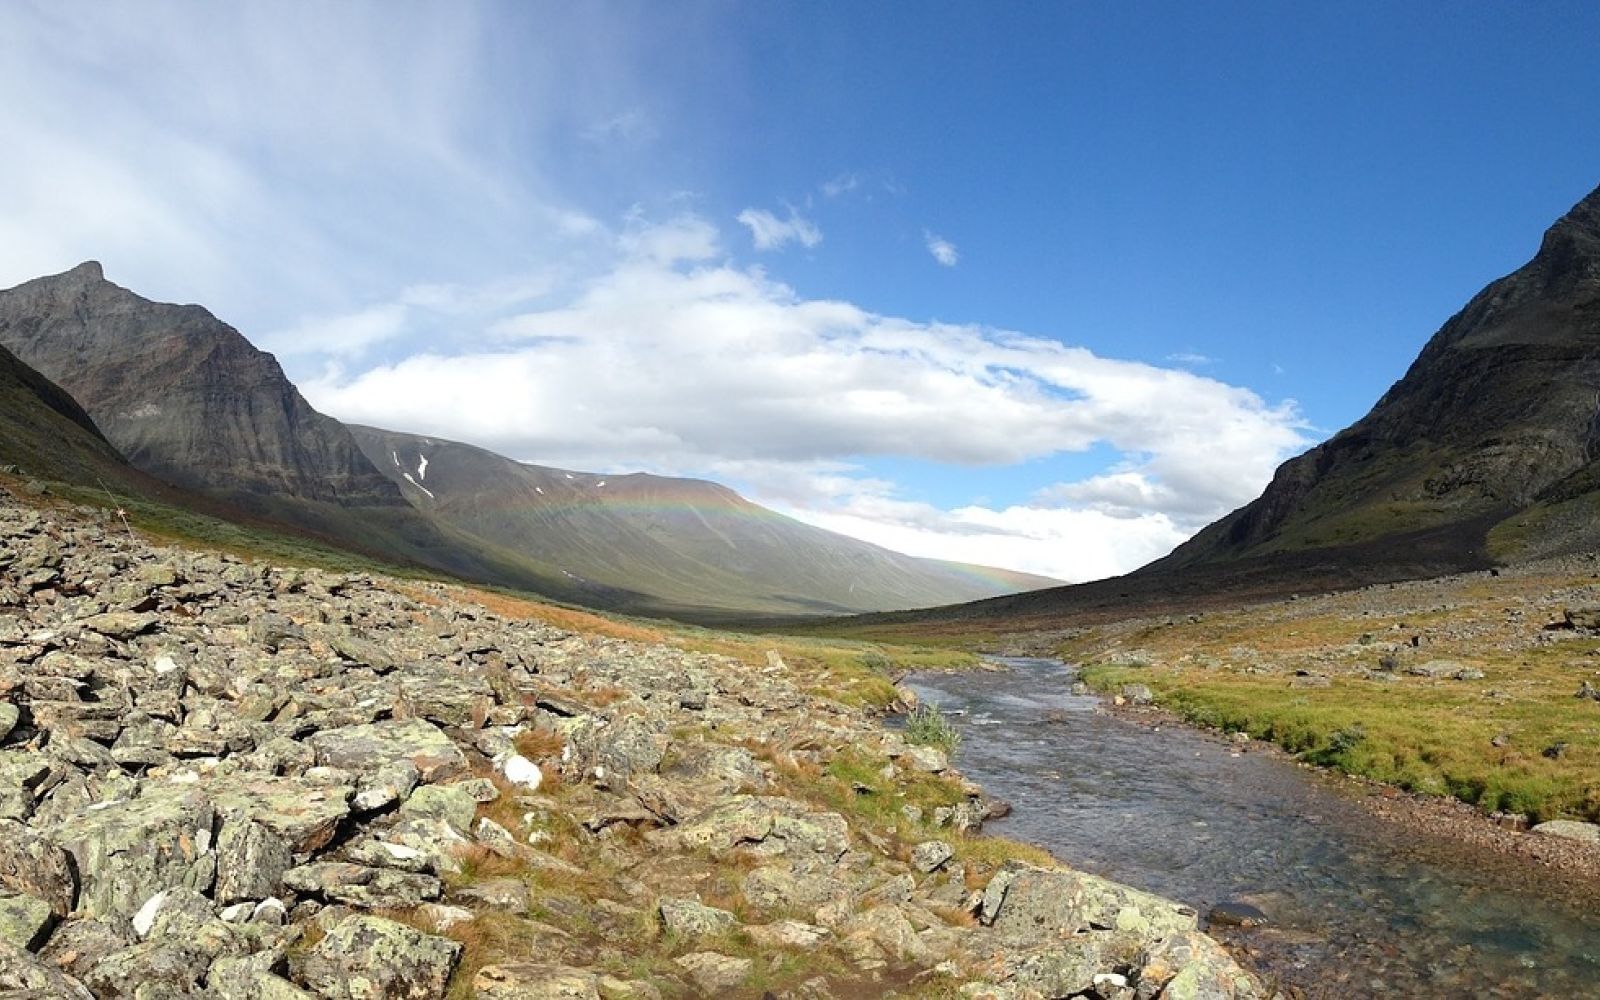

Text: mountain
xmin=348 ymin=424 xmax=1059 ymax=616
xmin=0 ymin=264 xmax=589 ymax=595
xmin=1152 ymin=181 xmax=1600 ymax=575
xmin=813 ymin=182 xmax=1600 ymax=637
xmin=0 ymin=263 xmax=1054 ymax=616
xmin=0 ymin=262 xmax=402 ymax=506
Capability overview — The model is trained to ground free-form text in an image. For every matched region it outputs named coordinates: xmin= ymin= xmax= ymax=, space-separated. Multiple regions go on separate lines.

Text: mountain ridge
xmin=349 ymin=423 xmax=1060 ymax=616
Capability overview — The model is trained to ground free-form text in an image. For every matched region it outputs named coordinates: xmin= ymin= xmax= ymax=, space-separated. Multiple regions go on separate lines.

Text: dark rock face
xmin=1159 ymin=183 xmax=1600 ymax=572
xmin=0 ymin=263 xmax=404 ymax=507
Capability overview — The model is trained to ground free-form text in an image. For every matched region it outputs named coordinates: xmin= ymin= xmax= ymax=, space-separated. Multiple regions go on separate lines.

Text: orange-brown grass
xmin=444 ymin=585 xmax=669 ymax=644
xmin=513 ymin=728 xmax=568 ymax=760
xmin=584 ymin=684 xmax=632 ymax=707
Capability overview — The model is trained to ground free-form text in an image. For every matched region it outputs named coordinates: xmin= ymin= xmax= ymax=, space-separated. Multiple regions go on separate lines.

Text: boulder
xmin=673 ymin=951 xmax=752 ymax=994
xmin=0 ymin=822 xmax=77 ymax=916
xmin=1531 ymin=819 xmax=1600 ymax=844
xmin=0 ymin=938 xmax=95 ymax=998
xmin=657 ymin=897 xmax=738 ymax=939
xmin=746 ymin=919 xmax=830 ymax=950
xmin=979 ymin=863 xmax=1196 ymax=950
xmin=0 ymin=891 xmax=55 ymax=950
xmin=655 ymin=796 xmax=850 ymax=861
xmin=398 ymin=784 xmax=480 ymax=834
xmin=47 ymin=784 xmax=217 ymax=930
xmin=1135 ymin=929 xmax=1267 ymax=999
xmin=293 ymin=915 xmax=461 ymax=999
xmin=911 ymin=840 xmax=955 ymax=873
xmin=472 ymin=962 xmax=601 ymax=999
xmin=282 ymin=862 xmax=442 ymax=908
xmin=208 ymin=776 xmax=352 ymax=853
xmin=308 ymin=719 xmax=468 ymax=785
xmin=215 ymin=817 xmax=294 ymax=904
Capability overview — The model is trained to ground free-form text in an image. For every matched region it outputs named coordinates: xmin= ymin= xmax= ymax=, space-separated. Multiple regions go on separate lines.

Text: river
xmin=903 ymin=658 xmax=1600 ymax=998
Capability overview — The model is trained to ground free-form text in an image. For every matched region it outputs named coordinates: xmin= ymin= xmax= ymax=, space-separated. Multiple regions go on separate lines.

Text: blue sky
xmin=2 ymin=2 xmax=1599 ymax=581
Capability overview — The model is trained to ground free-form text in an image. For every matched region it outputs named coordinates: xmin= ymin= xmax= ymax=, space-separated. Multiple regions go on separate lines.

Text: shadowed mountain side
xmin=349 ymin=425 xmax=1060 ymax=616
xmin=0 ymin=341 xmax=131 ymax=486
xmin=1154 ymin=182 xmax=1600 ymax=574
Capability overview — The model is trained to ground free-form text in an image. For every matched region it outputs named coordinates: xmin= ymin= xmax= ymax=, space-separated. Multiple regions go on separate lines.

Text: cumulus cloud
xmin=924 ymin=229 xmax=959 ymax=267
xmin=301 ymin=216 xmax=1311 ymax=579
xmin=736 ymin=205 xmax=823 ymax=251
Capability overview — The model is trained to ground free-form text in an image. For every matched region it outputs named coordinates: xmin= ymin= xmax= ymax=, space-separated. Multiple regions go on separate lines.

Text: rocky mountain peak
xmin=0 ymin=265 xmax=405 ymax=507
xmin=64 ymin=260 xmax=104 ymax=282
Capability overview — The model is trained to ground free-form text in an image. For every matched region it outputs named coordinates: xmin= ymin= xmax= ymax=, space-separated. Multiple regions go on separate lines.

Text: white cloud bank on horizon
xmin=298 ymin=215 xmax=1310 ymax=582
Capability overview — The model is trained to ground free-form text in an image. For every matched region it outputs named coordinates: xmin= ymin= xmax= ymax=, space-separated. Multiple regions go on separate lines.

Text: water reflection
xmin=906 ymin=658 xmax=1600 ymax=998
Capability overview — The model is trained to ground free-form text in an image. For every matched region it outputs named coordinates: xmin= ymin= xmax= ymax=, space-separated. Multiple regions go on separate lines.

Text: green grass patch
xmin=904 ymin=702 xmax=962 ymax=755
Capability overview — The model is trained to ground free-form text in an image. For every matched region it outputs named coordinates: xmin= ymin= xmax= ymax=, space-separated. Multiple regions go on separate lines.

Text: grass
xmin=1068 ymin=567 xmax=1600 ymax=822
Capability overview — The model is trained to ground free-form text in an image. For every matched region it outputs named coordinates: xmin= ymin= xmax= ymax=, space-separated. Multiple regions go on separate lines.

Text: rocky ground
xmin=0 ymin=483 xmax=1271 ymax=1000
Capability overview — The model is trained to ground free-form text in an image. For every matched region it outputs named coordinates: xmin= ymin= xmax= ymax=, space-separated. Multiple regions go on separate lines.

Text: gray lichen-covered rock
xmin=308 ymin=719 xmax=468 ymax=784
xmin=0 ymin=891 xmax=55 ymax=950
xmin=281 ymin=863 xmax=442 ymax=909
xmin=673 ymin=951 xmax=752 ymax=993
xmin=0 ymin=938 xmax=95 ymax=998
xmin=215 ymin=817 xmax=294 ymax=904
xmin=0 ymin=822 xmax=77 ymax=917
xmin=1135 ymin=929 xmax=1269 ymax=1000
xmin=472 ymin=962 xmax=602 ymax=998
xmin=911 ymin=840 xmax=955 ymax=873
xmin=209 ymin=952 xmax=318 ymax=999
xmin=208 ymin=776 xmax=352 ymax=854
xmin=657 ymin=897 xmax=738 ymax=939
xmin=979 ymin=862 xmax=1197 ymax=948
xmin=47 ymin=784 xmax=217 ymax=930
xmin=398 ymin=783 xmax=479 ymax=834
xmin=655 ymin=795 xmax=850 ymax=861
xmin=293 ymin=914 xmax=460 ymax=999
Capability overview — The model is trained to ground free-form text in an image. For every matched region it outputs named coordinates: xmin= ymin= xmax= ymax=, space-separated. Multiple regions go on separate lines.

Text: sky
xmin=3 ymin=2 xmax=1600 ymax=583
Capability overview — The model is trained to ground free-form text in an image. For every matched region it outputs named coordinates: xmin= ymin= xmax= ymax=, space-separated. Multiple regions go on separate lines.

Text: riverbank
xmin=906 ymin=658 xmax=1600 ymax=999
xmin=1102 ymin=698 xmax=1600 ymax=889
xmin=1058 ymin=557 xmax=1600 ymax=828
xmin=0 ymin=485 xmax=1270 ymax=999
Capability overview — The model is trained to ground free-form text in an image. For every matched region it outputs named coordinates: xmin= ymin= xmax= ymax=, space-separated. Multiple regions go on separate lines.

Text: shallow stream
xmin=905 ymin=658 xmax=1600 ymax=998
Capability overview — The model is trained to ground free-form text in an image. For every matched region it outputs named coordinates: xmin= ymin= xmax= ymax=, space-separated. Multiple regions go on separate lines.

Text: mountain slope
xmin=0 ymin=340 xmax=133 ymax=486
xmin=1152 ymin=181 xmax=1600 ymax=574
xmin=0 ymin=264 xmax=597 ymax=596
xmin=349 ymin=424 xmax=1058 ymax=615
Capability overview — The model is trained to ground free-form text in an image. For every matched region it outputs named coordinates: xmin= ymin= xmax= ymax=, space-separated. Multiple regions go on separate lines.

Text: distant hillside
xmin=349 ymin=424 xmax=1059 ymax=616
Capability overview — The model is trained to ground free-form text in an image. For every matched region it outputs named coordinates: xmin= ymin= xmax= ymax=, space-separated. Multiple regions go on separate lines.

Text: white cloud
xmin=737 ymin=206 xmax=823 ymax=251
xmin=582 ymin=108 xmax=657 ymax=145
xmin=821 ymin=173 xmax=860 ymax=198
xmin=0 ymin=4 xmax=628 ymax=332
xmin=302 ymin=215 xmax=1311 ymax=579
xmin=1166 ymin=352 xmax=1215 ymax=367
xmin=924 ymin=230 xmax=959 ymax=267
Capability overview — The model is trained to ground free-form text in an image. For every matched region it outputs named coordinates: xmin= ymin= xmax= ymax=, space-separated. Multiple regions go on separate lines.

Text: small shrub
xmin=904 ymin=702 xmax=962 ymax=755
xmin=861 ymin=649 xmax=894 ymax=672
